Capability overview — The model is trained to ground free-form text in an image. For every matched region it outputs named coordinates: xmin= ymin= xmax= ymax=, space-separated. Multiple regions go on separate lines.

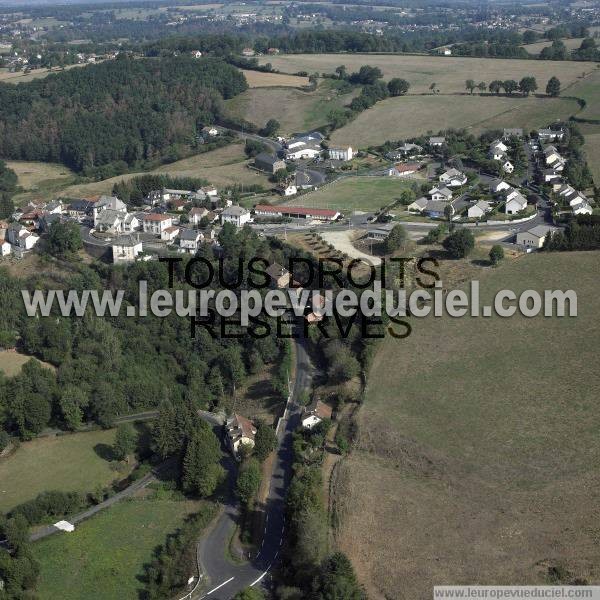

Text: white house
xmin=202 ymin=126 xmax=219 ymax=137
xmin=429 ymin=136 xmax=445 ymax=147
xmin=191 ymin=50 xmax=203 ymax=58
xmin=489 ymin=139 xmax=509 ymax=160
xmin=538 ymin=128 xmax=565 ymax=142
xmin=6 ymin=223 xmax=39 ymax=250
xmin=328 ymin=146 xmax=354 ymax=161
xmin=0 ymin=238 xmax=11 ymax=257
xmin=301 ymin=399 xmax=333 ymax=430
xmin=489 ymin=179 xmax=511 ymax=194
xmin=93 ymin=195 xmax=126 ymax=226
xmin=122 ymin=213 xmax=140 ymax=233
xmin=142 ymin=213 xmax=173 ymax=235
xmin=285 ymin=143 xmax=322 ymax=160
xmin=505 ymin=193 xmax=527 ymax=214
xmin=439 ymin=168 xmax=467 ymax=187
xmin=179 ymin=229 xmax=204 ymax=253
xmin=429 ymin=186 xmax=453 ymax=202
xmin=516 ymin=225 xmax=557 ymax=249
xmin=467 ymin=200 xmax=491 ymax=219
xmin=95 ymin=209 xmax=126 ymax=234
xmin=542 ymin=169 xmax=562 ymax=184
xmin=112 ymin=235 xmax=143 ymax=263
xmin=221 ymin=205 xmax=251 ymax=228
xmin=407 ymin=197 xmax=429 ymax=212
xmin=225 ymin=414 xmax=257 ymax=455
xmin=161 ymin=226 xmax=180 ymax=242
xmin=278 ymin=183 xmax=297 ymax=196
xmin=189 ymin=206 xmax=210 ymax=226
xmin=388 ymin=163 xmax=421 ymax=177
xmin=501 ymin=159 xmax=514 ymax=174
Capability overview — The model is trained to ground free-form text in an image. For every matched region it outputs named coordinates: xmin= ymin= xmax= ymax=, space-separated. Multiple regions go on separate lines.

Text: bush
xmin=489 ymin=244 xmax=504 ymax=265
xmin=443 ymin=228 xmax=475 ymax=258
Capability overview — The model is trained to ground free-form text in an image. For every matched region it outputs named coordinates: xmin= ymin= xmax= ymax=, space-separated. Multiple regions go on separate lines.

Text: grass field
xmin=583 ymin=130 xmax=600 ymax=183
xmin=56 ymin=143 xmax=270 ymax=199
xmin=286 ymin=176 xmax=417 ymax=212
xmin=33 ymin=497 xmax=209 ymax=600
xmin=225 ymin=79 xmax=357 ymax=134
xmin=522 ymin=38 xmax=586 ymax=54
xmin=258 ymin=53 xmax=583 ymax=94
xmin=0 ymin=63 xmax=86 ymax=84
xmin=6 ymin=160 xmax=77 ymax=206
xmin=0 ymin=429 xmax=121 ymax=513
xmin=567 ymin=68 xmax=600 ymax=121
xmin=0 ymin=350 xmax=56 ymax=378
xmin=330 ymin=94 xmax=580 ymax=147
xmin=241 ymin=69 xmax=309 ymax=88
xmin=333 ymin=251 xmax=600 ymax=599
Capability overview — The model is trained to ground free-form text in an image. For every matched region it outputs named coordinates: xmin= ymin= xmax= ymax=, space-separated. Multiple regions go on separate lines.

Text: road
xmin=190 ymin=335 xmax=313 ymax=600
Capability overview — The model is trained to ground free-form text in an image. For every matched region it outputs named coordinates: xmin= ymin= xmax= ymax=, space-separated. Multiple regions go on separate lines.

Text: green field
xmin=330 ymin=94 xmax=580 ymax=147
xmin=285 ymin=176 xmax=418 ymax=212
xmin=334 ymin=251 xmax=600 ymax=599
xmin=0 ymin=429 xmax=121 ymax=512
xmin=33 ymin=497 xmax=211 ymax=600
xmin=567 ymin=68 xmax=600 ymax=121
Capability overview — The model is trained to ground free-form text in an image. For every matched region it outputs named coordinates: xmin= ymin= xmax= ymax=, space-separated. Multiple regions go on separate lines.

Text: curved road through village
xmin=191 ymin=335 xmax=313 ymax=600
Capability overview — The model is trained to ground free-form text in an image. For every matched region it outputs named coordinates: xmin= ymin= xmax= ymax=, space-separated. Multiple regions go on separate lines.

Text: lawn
xmin=333 ymin=251 xmax=600 ymax=599
xmin=285 ymin=176 xmax=418 ymax=212
xmin=330 ymin=94 xmax=580 ymax=147
xmin=258 ymin=53 xmax=582 ymax=94
xmin=33 ymin=497 xmax=211 ymax=600
xmin=0 ymin=429 xmax=121 ymax=513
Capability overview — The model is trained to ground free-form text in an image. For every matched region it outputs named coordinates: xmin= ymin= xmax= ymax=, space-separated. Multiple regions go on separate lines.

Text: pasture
xmin=285 ymin=176 xmax=417 ymax=212
xmin=522 ymin=37 xmax=586 ymax=55
xmin=33 ymin=497 xmax=214 ymax=600
xmin=333 ymin=251 xmax=600 ymax=599
xmin=330 ymin=94 xmax=580 ymax=147
xmin=0 ymin=429 xmax=121 ymax=513
xmin=258 ymin=53 xmax=582 ymax=94
xmin=567 ymin=68 xmax=600 ymax=121
xmin=0 ymin=63 xmax=86 ymax=84
xmin=6 ymin=160 xmax=77 ymax=206
xmin=241 ymin=69 xmax=309 ymax=88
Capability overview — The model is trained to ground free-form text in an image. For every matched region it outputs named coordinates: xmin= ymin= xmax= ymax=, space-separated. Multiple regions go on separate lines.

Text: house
xmin=242 ymin=48 xmax=255 ymax=57
xmin=278 ymin=183 xmax=297 ymax=196
xmin=467 ymin=200 xmax=491 ymax=219
xmin=503 ymin=128 xmax=524 ymax=139
xmin=425 ymin=200 xmax=453 ymax=219
xmin=489 ymin=139 xmax=509 ymax=160
xmin=407 ymin=197 xmax=429 ymax=212
xmin=388 ymin=162 xmax=421 ymax=177
xmin=571 ymin=199 xmax=593 ymax=215
xmin=0 ymin=238 xmax=11 ymax=257
xmin=254 ymin=153 xmax=286 ymax=175
xmin=538 ymin=128 xmax=565 ymax=142
xmin=225 ymin=414 xmax=257 ymax=455
xmin=161 ymin=189 xmax=192 ymax=202
xmin=44 ymin=200 xmax=62 ymax=214
xmin=387 ymin=143 xmax=423 ymax=160
xmin=201 ymin=126 xmax=219 ymax=137
xmin=501 ymin=159 xmax=514 ymax=174
xmin=67 ymin=199 xmax=94 ymax=219
xmin=145 ymin=190 xmax=162 ymax=206
xmin=112 ymin=234 xmax=143 ymax=263
xmin=95 ymin=209 xmax=126 ymax=234
xmin=189 ymin=206 xmax=210 ymax=226
xmin=429 ymin=136 xmax=446 ymax=147
xmin=285 ymin=141 xmax=322 ymax=161
xmin=122 ymin=213 xmax=140 ymax=233
xmin=438 ymin=47 xmax=452 ymax=56
xmin=142 ymin=213 xmax=173 ymax=235
xmin=367 ymin=223 xmax=395 ymax=241
xmin=439 ymin=168 xmax=467 ymax=187
xmin=301 ymin=400 xmax=333 ymax=429
xmin=505 ymin=192 xmax=527 ymax=214
xmin=542 ymin=169 xmax=562 ymax=184
xmin=191 ymin=50 xmax=202 ymax=58
xmin=161 ymin=226 xmax=180 ymax=242
xmin=267 ymin=47 xmax=280 ymax=54
xmin=544 ymin=146 xmax=565 ymax=172
xmin=168 ymin=199 xmax=188 ymax=212
xmin=199 ymin=186 xmax=218 ymax=199
xmin=179 ymin=229 xmax=204 ymax=253
xmin=253 ymin=205 xmax=340 ymax=221
xmin=265 ymin=263 xmax=291 ymax=288
xmin=93 ymin=195 xmax=126 ymax=226
xmin=429 ymin=186 xmax=453 ymax=201
xmin=328 ymin=146 xmax=354 ymax=161
xmin=6 ymin=223 xmax=39 ymax=250
xmin=38 ymin=213 xmax=63 ymax=233
xmin=221 ymin=205 xmax=251 ymax=228
xmin=489 ymin=179 xmax=511 ymax=194
xmin=516 ymin=225 xmax=557 ymax=249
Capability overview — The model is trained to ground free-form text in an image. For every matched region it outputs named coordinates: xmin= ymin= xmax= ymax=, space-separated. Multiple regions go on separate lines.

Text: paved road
xmin=189 ymin=335 xmax=313 ymax=600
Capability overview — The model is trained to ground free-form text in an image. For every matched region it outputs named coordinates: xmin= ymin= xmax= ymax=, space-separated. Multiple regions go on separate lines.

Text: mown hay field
xmin=258 ymin=53 xmax=583 ymax=94
xmin=240 ymin=69 xmax=309 ymax=88
xmin=330 ymin=95 xmax=580 ymax=147
xmin=333 ymin=251 xmax=600 ymax=600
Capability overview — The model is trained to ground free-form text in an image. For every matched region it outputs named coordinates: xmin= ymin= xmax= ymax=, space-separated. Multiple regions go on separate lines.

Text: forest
xmin=0 ymin=55 xmax=248 ymax=178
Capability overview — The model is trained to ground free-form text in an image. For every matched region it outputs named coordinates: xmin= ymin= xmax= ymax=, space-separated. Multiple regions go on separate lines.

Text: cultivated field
xmin=0 ymin=429 xmax=121 ymax=512
xmin=56 ymin=143 xmax=270 ymax=198
xmin=330 ymin=95 xmax=580 ymax=147
xmin=333 ymin=251 xmax=600 ymax=599
xmin=240 ymin=69 xmax=309 ymax=88
xmin=285 ymin=176 xmax=418 ymax=212
xmin=33 ymin=497 xmax=212 ymax=600
xmin=225 ymin=79 xmax=357 ymax=134
xmin=258 ymin=54 xmax=583 ymax=94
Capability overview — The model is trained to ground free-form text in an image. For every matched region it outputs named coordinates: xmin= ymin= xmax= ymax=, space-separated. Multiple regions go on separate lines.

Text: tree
xmin=59 ymin=385 xmax=88 ymax=430
xmin=477 ymin=81 xmax=487 ymax=93
xmin=0 ymin=430 xmax=10 ymax=452
xmin=429 ymin=82 xmax=437 ymax=93
xmin=387 ymin=78 xmax=410 ymax=96
xmin=503 ymin=79 xmax=518 ymax=94
xmin=519 ymin=76 xmax=538 ymax=96
xmin=349 ymin=65 xmax=383 ymax=85
xmin=465 ymin=79 xmax=476 ymax=94
xmin=315 ymin=552 xmax=365 ymax=600
xmin=384 ymin=224 xmax=407 ymax=253
xmin=488 ymin=80 xmax=503 ymax=95
xmin=489 ymin=244 xmax=505 ymax=266
xmin=234 ymin=588 xmax=264 ymax=600
xmin=113 ymin=423 xmax=137 ymax=461
xmin=334 ymin=65 xmax=347 ymax=80
xmin=546 ymin=76 xmax=561 ymax=97
xmin=182 ymin=423 xmax=224 ymax=497
xmin=253 ymin=422 xmax=277 ymax=462
xmin=244 ymin=139 xmax=266 ymax=158
xmin=236 ymin=458 xmax=261 ymax=508
xmin=0 ymin=191 xmax=14 ymax=219
xmin=260 ymin=118 xmax=280 ymax=137
xmin=443 ymin=228 xmax=475 ymax=258
xmin=47 ymin=221 xmax=83 ymax=258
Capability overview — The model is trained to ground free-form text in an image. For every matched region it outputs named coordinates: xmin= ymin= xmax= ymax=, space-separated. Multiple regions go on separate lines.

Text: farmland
xmin=333 ymin=251 xmax=600 ymax=599
xmin=0 ymin=429 xmax=121 ymax=512
xmin=6 ymin=160 xmax=77 ymax=206
xmin=258 ymin=53 xmax=584 ymax=94
xmin=330 ymin=94 xmax=580 ymax=147
xmin=568 ymin=68 xmax=600 ymax=121
xmin=285 ymin=176 xmax=418 ymax=212
xmin=522 ymin=37 xmax=586 ymax=55
xmin=240 ymin=69 xmax=309 ymax=88
xmin=33 ymin=496 xmax=214 ymax=600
